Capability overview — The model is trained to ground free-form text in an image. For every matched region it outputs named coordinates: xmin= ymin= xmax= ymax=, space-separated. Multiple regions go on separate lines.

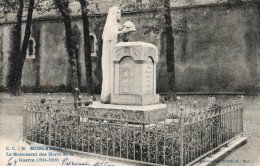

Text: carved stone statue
xmin=101 ymin=7 xmax=122 ymax=103
xmin=101 ymin=7 xmax=137 ymax=104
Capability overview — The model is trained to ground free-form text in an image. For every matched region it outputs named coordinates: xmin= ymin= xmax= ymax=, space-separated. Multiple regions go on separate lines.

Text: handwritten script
xmin=62 ymin=157 xmax=115 ymax=166
xmin=7 ymin=157 xmax=17 ymax=166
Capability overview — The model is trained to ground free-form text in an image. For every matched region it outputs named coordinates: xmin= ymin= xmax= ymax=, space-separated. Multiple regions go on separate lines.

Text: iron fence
xmin=23 ymin=98 xmax=243 ymax=166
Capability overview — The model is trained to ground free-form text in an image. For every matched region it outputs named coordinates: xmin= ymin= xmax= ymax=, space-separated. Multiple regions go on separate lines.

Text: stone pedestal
xmin=111 ymin=42 xmax=159 ymax=106
xmin=85 ymin=102 xmax=166 ymax=122
xmin=88 ymin=42 xmax=166 ymax=122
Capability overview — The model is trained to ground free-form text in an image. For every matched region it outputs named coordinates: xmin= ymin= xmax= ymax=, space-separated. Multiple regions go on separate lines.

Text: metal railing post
xmin=23 ymin=106 xmax=25 ymax=138
xmin=241 ymin=103 xmax=244 ymax=136
xmin=48 ymin=111 xmax=52 ymax=146
xmin=180 ymin=107 xmax=184 ymax=166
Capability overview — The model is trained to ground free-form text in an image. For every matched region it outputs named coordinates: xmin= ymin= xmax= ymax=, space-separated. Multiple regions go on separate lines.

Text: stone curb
xmin=194 ymin=136 xmax=247 ymax=166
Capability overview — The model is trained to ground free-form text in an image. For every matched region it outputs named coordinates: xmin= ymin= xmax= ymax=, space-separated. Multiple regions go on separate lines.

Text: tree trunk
xmin=16 ymin=0 xmax=35 ymax=94
xmin=79 ymin=0 xmax=93 ymax=96
xmin=164 ymin=0 xmax=176 ymax=100
xmin=8 ymin=0 xmax=23 ymax=95
xmin=75 ymin=42 xmax=82 ymax=88
xmin=72 ymin=25 xmax=82 ymax=88
xmin=181 ymin=19 xmax=188 ymax=63
xmin=54 ymin=0 xmax=80 ymax=100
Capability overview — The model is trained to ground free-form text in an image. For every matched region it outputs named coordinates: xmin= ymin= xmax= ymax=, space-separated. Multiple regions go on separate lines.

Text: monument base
xmin=110 ymin=94 xmax=159 ymax=106
xmin=84 ymin=102 xmax=166 ymax=122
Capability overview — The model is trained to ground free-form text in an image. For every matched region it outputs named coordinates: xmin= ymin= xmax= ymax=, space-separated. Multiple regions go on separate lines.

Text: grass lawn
xmin=0 ymin=93 xmax=259 ymax=165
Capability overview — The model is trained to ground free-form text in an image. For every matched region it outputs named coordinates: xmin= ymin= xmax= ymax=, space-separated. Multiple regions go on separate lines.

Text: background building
xmin=0 ymin=0 xmax=259 ymax=93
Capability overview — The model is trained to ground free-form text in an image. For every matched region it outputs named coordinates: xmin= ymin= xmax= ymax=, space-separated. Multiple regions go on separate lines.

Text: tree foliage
xmin=122 ymin=0 xmax=196 ymax=35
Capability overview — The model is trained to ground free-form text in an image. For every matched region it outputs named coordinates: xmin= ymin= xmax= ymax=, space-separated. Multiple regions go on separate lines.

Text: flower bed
xmin=24 ymin=98 xmax=243 ymax=166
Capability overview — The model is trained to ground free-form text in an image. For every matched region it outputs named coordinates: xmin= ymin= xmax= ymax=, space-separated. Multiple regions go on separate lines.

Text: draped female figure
xmin=101 ymin=7 xmax=122 ymax=103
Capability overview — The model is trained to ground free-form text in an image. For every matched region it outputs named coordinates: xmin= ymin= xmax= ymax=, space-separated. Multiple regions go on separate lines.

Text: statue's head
xmin=116 ymin=9 xmax=121 ymax=21
xmin=107 ymin=7 xmax=121 ymax=23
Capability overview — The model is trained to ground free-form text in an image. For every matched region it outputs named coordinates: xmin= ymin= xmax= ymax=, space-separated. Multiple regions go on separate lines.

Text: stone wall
xmin=0 ymin=3 xmax=259 ymax=93
xmin=0 ymin=27 xmax=3 ymax=88
xmin=173 ymin=5 xmax=260 ymax=93
xmin=123 ymin=4 xmax=259 ymax=93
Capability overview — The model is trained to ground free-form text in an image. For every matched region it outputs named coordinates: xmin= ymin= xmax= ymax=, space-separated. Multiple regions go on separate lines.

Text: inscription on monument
xmin=119 ymin=56 xmax=134 ymax=94
xmin=143 ymin=57 xmax=153 ymax=94
xmin=111 ymin=42 xmax=159 ymax=105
